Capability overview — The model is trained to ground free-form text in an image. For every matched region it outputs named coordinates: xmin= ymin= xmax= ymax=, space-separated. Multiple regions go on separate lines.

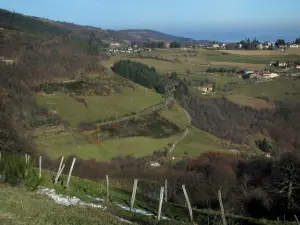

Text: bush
xmin=0 ymin=153 xmax=41 ymax=189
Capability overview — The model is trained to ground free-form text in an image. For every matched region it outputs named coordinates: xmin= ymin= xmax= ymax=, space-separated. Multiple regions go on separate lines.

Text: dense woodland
xmin=112 ymin=60 xmax=165 ymax=94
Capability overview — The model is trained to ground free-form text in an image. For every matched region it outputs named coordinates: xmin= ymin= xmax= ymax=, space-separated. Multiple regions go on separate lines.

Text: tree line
xmin=111 ymin=60 xmax=166 ymax=94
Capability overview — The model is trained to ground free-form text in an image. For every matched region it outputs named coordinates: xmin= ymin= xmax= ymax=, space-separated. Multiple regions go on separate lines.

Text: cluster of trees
xmin=239 ymin=38 xmax=260 ymax=50
xmin=206 ymin=67 xmax=245 ymax=74
xmin=169 ymin=41 xmax=182 ymax=48
xmin=112 ymin=60 xmax=165 ymax=94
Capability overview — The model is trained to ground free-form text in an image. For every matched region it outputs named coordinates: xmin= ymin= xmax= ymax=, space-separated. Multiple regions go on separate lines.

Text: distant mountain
xmin=0 ymin=9 xmax=211 ymax=45
xmin=108 ymin=29 xmax=211 ymax=45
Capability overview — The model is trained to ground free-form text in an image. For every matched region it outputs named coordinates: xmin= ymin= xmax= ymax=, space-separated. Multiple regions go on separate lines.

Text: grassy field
xmin=158 ymin=104 xmax=190 ymax=129
xmin=186 ymin=73 xmax=246 ymax=91
xmin=0 ymin=184 xmax=127 ymax=225
xmin=231 ymin=77 xmax=300 ymax=103
xmin=158 ymin=103 xmax=236 ymax=157
xmin=36 ymin=86 xmax=162 ymax=127
xmin=209 ymin=61 xmax=266 ymax=70
xmin=173 ymin=127 xmax=234 ymax=157
xmin=36 ymin=129 xmax=180 ymax=161
xmin=227 ymin=95 xmax=275 ymax=109
xmin=104 ymin=48 xmax=299 ymax=75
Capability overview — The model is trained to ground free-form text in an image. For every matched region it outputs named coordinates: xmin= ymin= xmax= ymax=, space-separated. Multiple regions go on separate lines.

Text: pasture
xmin=231 ymin=77 xmax=300 ymax=103
xmin=36 ymin=85 xmax=162 ymax=127
xmin=36 ymin=130 xmax=180 ymax=161
xmin=103 ymin=47 xmax=297 ymax=73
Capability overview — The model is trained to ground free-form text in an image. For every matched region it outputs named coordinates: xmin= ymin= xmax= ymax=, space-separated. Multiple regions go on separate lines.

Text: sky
xmin=1 ymin=0 xmax=300 ymax=42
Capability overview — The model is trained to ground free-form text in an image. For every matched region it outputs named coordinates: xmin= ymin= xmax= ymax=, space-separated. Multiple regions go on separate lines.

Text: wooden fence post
xmin=130 ymin=179 xmax=138 ymax=210
xmin=55 ymin=164 xmax=65 ymax=184
xmin=164 ymin=179 xmax=168 ymax=202
xmin=158 ymin=186 xmax=164 ymax=220
xmin=218 ymin=189 xmax=227 ymax=225
xmin=66 ymin=158 xmax=76 ymax=188
xmin=295 ymin=215 xmax=300 ymax=225
xmin=55 ymin=157 xmax=64 ymax=184
xmin=182 ymin=185 xmax=193 ymax=222
xmin=106 ymin=175 xmax=109 ymax=202
xmin=39 ymin=156 xmax=42 ymax=178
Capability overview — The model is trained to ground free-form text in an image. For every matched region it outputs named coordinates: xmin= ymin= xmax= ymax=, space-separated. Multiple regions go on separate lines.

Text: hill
xmin=109 ymin=29 xmax=210 ymax=44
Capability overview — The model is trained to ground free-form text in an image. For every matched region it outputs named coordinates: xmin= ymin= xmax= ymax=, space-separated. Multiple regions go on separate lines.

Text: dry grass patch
xmin=227 ymin=95 xmax=274 ymax=109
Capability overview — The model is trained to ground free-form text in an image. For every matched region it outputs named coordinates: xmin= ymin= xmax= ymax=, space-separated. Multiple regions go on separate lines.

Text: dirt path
xmin=168 ymin=100 xmax=192 ymax=154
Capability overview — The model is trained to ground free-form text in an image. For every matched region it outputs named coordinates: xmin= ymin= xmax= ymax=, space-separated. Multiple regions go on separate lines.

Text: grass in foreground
xmin=36 ymin=85 xmax=162 ymax=127
xmin=0 ymin=184 xmax=128 ymax=225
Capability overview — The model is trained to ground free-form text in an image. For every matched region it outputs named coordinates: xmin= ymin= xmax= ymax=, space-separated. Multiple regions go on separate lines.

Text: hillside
xmin=2 ymin=7 xmax=300 ymax=225
xmin=109 ymin=29 xmax=210 ymax=44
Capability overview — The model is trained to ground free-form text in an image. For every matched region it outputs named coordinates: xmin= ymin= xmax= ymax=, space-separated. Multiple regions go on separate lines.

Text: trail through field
xmin=169 ymin=99 xmax=191 ymax=154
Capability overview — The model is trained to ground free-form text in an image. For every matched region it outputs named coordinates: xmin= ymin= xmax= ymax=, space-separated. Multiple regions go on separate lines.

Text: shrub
xmin=0 ymin=153 xmax=41 ymax=189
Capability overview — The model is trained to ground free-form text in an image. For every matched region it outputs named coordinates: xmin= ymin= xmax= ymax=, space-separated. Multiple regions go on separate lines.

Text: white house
xmin=290 ymin=44 xmax=299 ymax=48
xmin=296 ymin=65 xmax=300 ymax=69
xmin=257 ymin=44 xmax=263 ymax=50
xmin=278 ymin=62 xmax=287 ymax=67
xmin=212 ymin=44 xmax=219 ymax=48
xmin=150 ymin=161 xmax=161 ymax=167
xmin=110 ymin=42 xmax=120 ymax=47
xmin=198 ymin=84 xmax=213 ymax=93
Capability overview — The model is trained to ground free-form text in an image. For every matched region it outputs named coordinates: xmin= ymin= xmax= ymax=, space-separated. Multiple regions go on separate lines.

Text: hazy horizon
xmin=1 ymin=0 xmax=300 ymax=42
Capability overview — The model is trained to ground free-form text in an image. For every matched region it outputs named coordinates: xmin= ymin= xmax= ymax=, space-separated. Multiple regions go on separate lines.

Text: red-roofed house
xmin=198 ymin=84 xmax=213 ymax=93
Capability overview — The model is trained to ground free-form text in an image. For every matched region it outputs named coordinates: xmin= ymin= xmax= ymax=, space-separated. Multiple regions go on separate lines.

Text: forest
xmin=112 ymin=60 xmax=166 ymax=94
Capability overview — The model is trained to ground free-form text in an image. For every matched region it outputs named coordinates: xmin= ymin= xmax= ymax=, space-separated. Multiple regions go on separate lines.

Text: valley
xmin=1 ymin=7 xmax=300 ymax=225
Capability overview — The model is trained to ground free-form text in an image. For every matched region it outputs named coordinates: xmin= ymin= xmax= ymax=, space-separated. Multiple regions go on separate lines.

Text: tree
xmin=275 ymin=39 xmax=285 ymax=47
xmin=295 ymin=38 xmax=300 ymax=44
xmin=169 ymin=42 xmax=181 ymax=48
xmin=259 ymin=138 xmax=270 ymax=152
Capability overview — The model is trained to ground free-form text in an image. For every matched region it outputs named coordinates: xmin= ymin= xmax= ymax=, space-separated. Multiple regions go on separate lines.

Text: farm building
xmin=198 ymin=84 xmax=213 ymax=93
xmin=290 ymin=44 xmax=299 ymax=48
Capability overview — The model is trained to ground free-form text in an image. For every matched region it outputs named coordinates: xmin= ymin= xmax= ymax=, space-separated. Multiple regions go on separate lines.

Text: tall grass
xmin=0 ymin=153 xmax=43 ymax=189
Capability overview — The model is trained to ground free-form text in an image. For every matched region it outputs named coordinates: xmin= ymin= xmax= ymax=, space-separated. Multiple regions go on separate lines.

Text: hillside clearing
xmin=36 ymin=86 xmax=161 ymax=127
xmin=231 ymin=77 xmax=300 ymax=103
xmin=36 ymin=129 xmax=180 ymax=161
xmin=227 ymin=95 xmax=275 ymax=109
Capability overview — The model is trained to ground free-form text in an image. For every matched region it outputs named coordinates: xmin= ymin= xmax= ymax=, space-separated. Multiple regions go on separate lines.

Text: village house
xmin=262 ymin=72 xmax=279 ymax=78
xmin=278 ymin=62 xmax=287 ymax=67
xmin=257 ymin=44 xmax=263 ymax=50
xmin=109 ymin=42 xmax=121 ymax=47
xmin=150 ymin=161 xmax=161 ymax=167
xmin=212 ymin=44 xmax=219 ymax=48
xmin=296 ymin=65 xmax=300 ymax=69
xmin=290 ymin=44 xmax=299 ymax=48
xmin=198 ymin=84 xmax=213 ymax=93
